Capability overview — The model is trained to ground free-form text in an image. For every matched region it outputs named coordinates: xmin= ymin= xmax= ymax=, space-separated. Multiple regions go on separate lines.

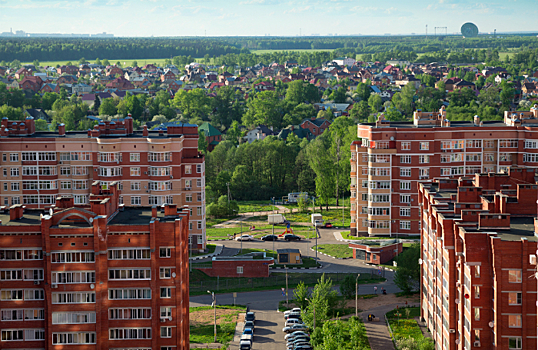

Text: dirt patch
xmin=346 ymin=294 xmax=420 ymax=311
xmin=190 ymin=309 xmax=242 ymax=326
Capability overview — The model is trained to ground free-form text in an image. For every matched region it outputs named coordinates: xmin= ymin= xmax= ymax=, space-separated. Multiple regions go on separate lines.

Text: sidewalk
xmin=360 ymin=303 xmax=400 ymax=350
xmin=189 ymin=244 xmax=223 ymax=261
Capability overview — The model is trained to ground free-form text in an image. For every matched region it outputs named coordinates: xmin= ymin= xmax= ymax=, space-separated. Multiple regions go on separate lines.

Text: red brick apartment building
xmin=418 ymin=168 xmax=538 ymax=350
xmin=0 ymin=182 xmax=191 ymax=349
xmin=350 ymin=105 xmax=538 ymax=237
xmin=0 ymin=115 xmax=206 ymax=251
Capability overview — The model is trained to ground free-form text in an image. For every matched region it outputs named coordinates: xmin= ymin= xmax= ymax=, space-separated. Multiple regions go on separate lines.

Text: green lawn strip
xmin=207 ymin=216 xmax=238 ymax=227
xmin=386 ymin=307 xmax=423 ymax=342
xmin=191 ymin=244 xmax=217 ymax=257
xmin=189 ymin=271 xmax=385 ymax=295
xmin=313 ymin=244 xmax=353 ymax=258
xmin=190 ymin=305 xmax=245 ymax=346
xmin=236 ymin=247 xmax=277 ymax=259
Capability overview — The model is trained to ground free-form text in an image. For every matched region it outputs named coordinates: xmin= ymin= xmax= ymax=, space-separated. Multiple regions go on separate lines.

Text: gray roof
xmin=277 ymin=249 xmax=300 ymax=254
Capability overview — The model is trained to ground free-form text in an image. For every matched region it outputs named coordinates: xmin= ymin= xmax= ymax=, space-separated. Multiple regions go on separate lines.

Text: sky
xmin=0 ymin=0 xmax=537 ymax=37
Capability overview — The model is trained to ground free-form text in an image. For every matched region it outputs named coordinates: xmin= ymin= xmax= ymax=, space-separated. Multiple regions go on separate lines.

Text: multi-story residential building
xmin=349 ymin=105 xmax=538 ymax=237
xmin=0 ymin=115 xmax=206 ymax=250
xmin=0 ymin=182 xmax=190 ymax=349
xmin=418 ymin=168 xmax=537 ymax=350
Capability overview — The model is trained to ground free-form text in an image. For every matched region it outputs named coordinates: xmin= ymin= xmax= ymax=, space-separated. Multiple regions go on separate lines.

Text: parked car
xmin=285 ymin=318 xmax=304 ymax=327
xmin=261 ymin=234 xmax=279 ymax=241
xmin=245 ymin=312 xmax=255 ymax=323
xmin=243 ymin=327 xmax=253 ymax=336
xmin=235 ymin=234 xmax=254 ymax=241
xmin=244 ymin=320 xmax=255 ymax=332
xmin=284 ymin=312 xmax=301 ymax=320
xmin=283 ymin=324 xmax=309 ymax=333
xmin=284 ymin=308 xmax=301 ymax=316
xmin=284 ymin=234 xmax=301 ymax=241
xmin=324 ymin=222 xmax=333 ymax=228
xmin=285 ymin=331 xmax=309 ymax=341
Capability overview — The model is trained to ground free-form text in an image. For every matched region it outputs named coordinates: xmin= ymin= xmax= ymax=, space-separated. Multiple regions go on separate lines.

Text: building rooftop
xmin=464 ymin=217 xmax=537 ymax=242
xmin=0 ymin=210 xmax=43 ymax=226
xmin=109 ymin=206 xmax=188 ymax=225
xmin=359 ymin=120 xmax=510 ymax=129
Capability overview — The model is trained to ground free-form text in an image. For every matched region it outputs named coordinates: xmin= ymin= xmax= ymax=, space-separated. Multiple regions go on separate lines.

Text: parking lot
xmin=250 ymin=310 xmax=286 ymax=350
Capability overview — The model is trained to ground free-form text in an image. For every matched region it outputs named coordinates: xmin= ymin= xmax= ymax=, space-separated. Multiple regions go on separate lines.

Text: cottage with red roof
xmin=300 ymin=117 xmax=331 ymax=137
xmin=19 ymin=76 xmax=43 ymax=93
xmin=106 ymin=77 xmax=135 ymax=90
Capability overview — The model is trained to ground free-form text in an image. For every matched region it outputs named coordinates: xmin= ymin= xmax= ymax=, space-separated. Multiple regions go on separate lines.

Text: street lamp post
xmin=285 ymin=264 xmax=289 ymax=306
xmin=355 ymin=273 xmax=361 ymax=318
xmin=234 ymin=209 xmax=243 ymax=253
xmin=207 ymin=291 xmax=217 ymax=343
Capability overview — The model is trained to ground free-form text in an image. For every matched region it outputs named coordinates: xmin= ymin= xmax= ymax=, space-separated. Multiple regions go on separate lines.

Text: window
xmin=131 ymin=196 xmax=141 ymax=205
xmin=130 ymin=153 xmax=140 ymax=162
xmin=197 ymin=207 xmax=203 ymax=216
xmin=400 ymin=168 xmax=411 ymax=177
xmin=400 ymin=208 xmax=410 ymax=217
xmin=368 ymin=207 xmax=390 ymax=216
xmin=508 ymin=315 xmax=522 ymax=328
xmin=52 ymin=271 xmax=95 ymax=284
xmin=499 ymin=139 xmax=518 ymax=148
xmin=197 ymin=164 xmax=203 ymax=173
xmin=401 ymin=142 xmax=410 ymax=150
xmin=466 ymin=139 xmax=482 ymax=148
xmin=400 ymin=155 xmax=411 ymax=164
xmin=131 ymin=182 xmax=141 ymax=191
xmin=74 ymin=195 xmax=87 ymax=205
xmin=419 ymin=168 xmax=429 ymax=179
xmin=236 ymin=266 xmax=244 ymax=274
xmin=185 ymin=165 xmax=192 ymax=174
xmin=419 ymin=142 xmax=429 ymax=150
xmin=130 ymin=167 xmax=141 ymax=176
xmin=51 ymin=251 xmax=95 ymax=263
xmin=197 ymin=178 xmax=202 ymax=187
xmin=473 ymin=307 xmax=480 ymax=321
xmin=149 ymin=181 xmax=171 ymax=191
xmin=160 ymin=247 xmax=172 ymax=258
xmin=11 ymin=197 xmax=19 ymax=205
xmin=160 ymin=307 xmax=172 ymax=318
xmin=509 ymin=337 xmax=522 ymax=349
xmin=400 ymin=194 xmax=410 ymax=203
xmin=60 ymin=181 xmax=71 ymax=189
xmin=53 ymin=312 xmax=96 ymax=324
xmin=1 ymin=329 xmax=23 ymax=341
xmin=499 ymin=153 xmax=512 ymax=162
xmin=108 ymin=269 xmax=151 ymax=280
xmin=400 ymin=181 xmax=411 ymax=190
xmin=151 ymin=166 xmax=170 ymax=176
xmin=474 ymin=329 xmax=480 ymax=341
xmin=52 ymin=332 xmax=96 ymax=344
xmin=72 ymin=166 xmax=88 ymax=175
xmin=108 ymin=288 xmax=151 ymax=300
xmin=10 ymin=182 xmax=18 ymax=191
xmin=368 ymin=194 xmax=390 ymax=202
xmin=474 ymin=265 xmax=480 ymax=277
xmin=400 ymin=221 xmax=411 ymax=230
xmin=109 ymin=308 xmax=151 ymax=320
xmin=10 ymin=168 xmax=19 ymax=177
xmin=161 ymin=327 xmax=172 ymax=338
xmin=508 ymin=270 xmax=521 ymax=283
xmin=160 ymin=287 xmax=172 ymax=299
xmin=52 ymin=292 xmax=95 ymax=304
xmin=160 ymin=267 xmax=172 ymax=279
xmin=508 ymin=292 xmax=522 ymax=305
xmin=109 ymin=328 xmax=151 ymax=340
xmin=186 ymin=194 xmax=193 ymax=202
xmin=466 ymin=153 xmax=482 ymax=162
xmin=474 ymin=286 xmax=480 ymax=299
xmin=148 ymin=152 xmax=171 ymax=162
xmin=419 ymin=155 xmax=429 ymax=163
xmin=1 ymin=154 xmax=5 ymax=162
xmin=108 ymin=249 xmax=150 ymax=260
xmin=9 ymin=153 xmax=18 ymax=162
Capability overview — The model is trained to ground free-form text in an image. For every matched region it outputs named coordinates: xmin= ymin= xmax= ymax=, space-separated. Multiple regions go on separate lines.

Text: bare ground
xmin=190 ymin=309 xmax=242 ymax=326
xmin=345 ymin=293 xmax=420 ymax=312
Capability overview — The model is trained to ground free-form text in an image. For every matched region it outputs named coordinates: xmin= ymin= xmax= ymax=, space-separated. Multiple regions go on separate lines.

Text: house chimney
xmin=143 ymin=125 xmax=148 ymax=137
xmin=58 ymin=123 xmax=66 ymax=136
xmin=9 ymin=204 xmax=24 ymax=221
xmin=151 ymin=206 xmax=158 ymax=218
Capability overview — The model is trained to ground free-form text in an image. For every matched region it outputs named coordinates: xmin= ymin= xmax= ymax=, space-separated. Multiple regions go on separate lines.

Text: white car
xmin=235 ymin=234 xmax=254 ymax=241
xmin=284 ymin=308 xmax=301 ymax=316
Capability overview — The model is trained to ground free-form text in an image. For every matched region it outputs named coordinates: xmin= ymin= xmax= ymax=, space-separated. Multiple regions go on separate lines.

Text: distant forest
xmin=0 ymin=35 xmax=537 ymax=63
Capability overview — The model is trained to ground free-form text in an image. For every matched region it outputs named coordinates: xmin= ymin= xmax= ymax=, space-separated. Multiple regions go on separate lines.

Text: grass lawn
xmin=190 ymin=305 xmax=245 ymax=346
xmin=23 ymin=57 xmax=211 ymax=68
xmin=386 ymin=307 xmax=423 ymax=342
xmin=238 ymin=201 xmax=275 ymax=213
xmin=191 ymin=244 xmax=217 ymax=257
xmin=285 ymin=208 xmax=350 ymax=226
xmin=236 ymin=247 xmax=277 ymax=259
xmin=206 ymin=216 xmax=238 ymax=227
xmin=206 ymin=223 xmax=316 ymax=240
xmin=313 ymin=244 xmax=354 ymax=258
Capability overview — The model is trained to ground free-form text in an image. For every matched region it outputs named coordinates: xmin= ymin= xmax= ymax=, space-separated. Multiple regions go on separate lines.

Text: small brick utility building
xmin=348 ymin=240 xmax=403 ymax=264
xmin=196 ymin=255 xmax=274 ymax=278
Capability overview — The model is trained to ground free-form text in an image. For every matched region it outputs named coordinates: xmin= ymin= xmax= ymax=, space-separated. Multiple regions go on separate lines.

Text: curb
xmin=189 ymin=244 xmax=223 ymax=261
xmin=271 ymin=265 xmax=322 ymax=270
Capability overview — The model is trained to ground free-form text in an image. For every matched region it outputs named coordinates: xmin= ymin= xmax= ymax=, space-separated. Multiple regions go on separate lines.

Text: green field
xmin=22 ymin=57 xmax=207 ymax=68
xmin=314 ymin=244 xmax=354 ymax=258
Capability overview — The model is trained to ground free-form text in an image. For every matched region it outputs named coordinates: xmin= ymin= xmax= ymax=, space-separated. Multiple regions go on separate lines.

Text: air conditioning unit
xmin=455 ymin=298 xmax=460 ymax=304
xmin=449 ymin=329 xmax=456 ymax=334
xmin=34 ymin=280 xmax=40 ymax=285
xmin=474 ymin=341 xmax=481 ymax=347
xmin=144 ymin=172 xmax=148 ymax=175
xmin=51 ymin=284 xmax=58 ymax=289
xmin=530 ymin=254 xmax=537 ymax=265
xmin=160 ymin=318 xmax=167 ymax=322
xmin=59 ymin=161 xmax=63 ymax=164
xmin=456 ymin=282 xmax=461 ymax=287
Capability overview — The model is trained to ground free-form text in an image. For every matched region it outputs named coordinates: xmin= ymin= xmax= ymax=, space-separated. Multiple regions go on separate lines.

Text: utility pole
xmin=226 ymin=182 xmax=230 ymax=204
xmin=285 ymin=265 xmax=289 ymax=306
xmin=355 ymin=273 xmax=361 ymax=318
xmin=207 ymin=291 xmax=217 ymax=343
xmin=342 ymin=190 xmax=345 ymax=228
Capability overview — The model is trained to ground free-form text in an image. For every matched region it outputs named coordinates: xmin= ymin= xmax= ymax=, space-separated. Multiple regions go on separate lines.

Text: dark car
xmin=261 ymin=234 xmax=279 ymax=241
xmin=284 ymin=234 xmax=301 ymax=241
xmin=245 ymin=312 xmax=255 ymax=323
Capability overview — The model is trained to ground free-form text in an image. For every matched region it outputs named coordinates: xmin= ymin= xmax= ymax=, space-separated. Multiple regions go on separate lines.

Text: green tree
xmin=350 ymin=100 xmax=370 ymax=122
xmin=447 ymin=87 xmax=476 ymax=107
xmin=339 ymin=275 xmax=356 ymax=299
xmin=242 ymin=91 xmax=283 ymax=129
xmin=92 ymin=94 xmax=101 ymax=112
xmin=293 ymin=281 xmax=310 ymax=310
xmin=355 ymin=82 xmax=371 ymax=101
xmin=329 ymin=86 xmax=346 ymax=103
xmin=99 ymin=98 xmax=117 ymax=116
xmin=35 ymin=119 xmax=49 ymax=131
xmin=391 ymin=84 xmax=416 ymax=117
xmin=102 ymin=59 xmax=110 ymax=66
xmin=393 ymin=243 xmax=421 ymax=293
xmin=210 ymin=86 xmax=243 ymax=129
xmin=368 ymin=94 xmax=382 ymax=113
xmin=198 ymin=129 xmax=208 ymax=154
xmin=173 ymin=89 xmax=211 ymax=121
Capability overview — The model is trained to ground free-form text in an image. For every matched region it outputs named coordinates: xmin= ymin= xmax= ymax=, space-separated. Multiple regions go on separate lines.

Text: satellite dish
xmin=90 ymin=284 xmax=95 ymax=289
xmin=461 ymin=23 xmax=479 ymax=38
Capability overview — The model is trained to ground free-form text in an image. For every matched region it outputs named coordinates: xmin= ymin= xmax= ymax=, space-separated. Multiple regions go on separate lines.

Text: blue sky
xmin=0 ymin=0 xmax=536 ymax=37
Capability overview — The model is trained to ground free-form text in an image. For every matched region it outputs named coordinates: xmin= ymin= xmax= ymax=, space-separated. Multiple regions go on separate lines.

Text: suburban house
xmin=253 ymin=81 xmax=274 ymax=92
xmin=300 ymin=117 xmax=331 ymax=137
xmin=106 ymin=65 xmax=124 ymax=77
xmin=19 ymin=76 xmax=43 ymax=92
xmin=24 ymin=108 xmax=51 ymax=122
xmin=14 ymin=67 xmax=31 ymax=79
xmin=199 ymin=122 xmax=222 ymax=151
xmin=332 ymin=57 xmax=356 ymax=67
xmin=40 ymin=83 xmax=60 ymax=93
xmin=56 ymin=65 xmax=79 ymax=75
xmin=72 ymin=83 xmax=92 ymax=95
xmin=277 ymin=125 xmax=314 ymax=140
xmin=244 ymin=125 xmax=275 ymax=143
xmin=106 ymin=77 xmax=135 ymax=90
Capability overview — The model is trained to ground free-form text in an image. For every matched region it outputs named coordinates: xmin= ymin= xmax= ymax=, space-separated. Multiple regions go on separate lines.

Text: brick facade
xmin=349 ymin=241 xmax=402 ymax=264
xmin=0 ymin=182 xmax=191 ymax=349
xmin=197 ymin=257 xmax=274 ymax=278
xmin=418 ymin=168 xmax=538 ymax=350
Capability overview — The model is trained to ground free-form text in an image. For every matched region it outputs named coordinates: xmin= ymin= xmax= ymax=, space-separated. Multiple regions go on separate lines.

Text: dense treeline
xmin=0 ymin=38 xmax=243 ymax=62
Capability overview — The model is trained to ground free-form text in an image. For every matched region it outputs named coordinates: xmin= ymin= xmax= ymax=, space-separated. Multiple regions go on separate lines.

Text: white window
xmin=22 ymin=166 xmax=38 ymax=175
xmin=237 ymin=266 xmax=244 ymax=274
xmin=508 ymin=270 xmax=522 ymax=283
xmin=197 ymin=207 xmax=203 ymax=216
xmin=1 ymin=329 xmax=23 ymax=341
xmin=160 ymin=267 xmax=172 ymax=279
xmin=160 ymin=326 xmax=172 ymax=338
xmin=160 ymin=287 xmax=172 ymax=299
xmin=474 ymin=307 xmax=480 ymax=321
xmin=51 ymin=251 xmax=95 ymax=263
xmin=400 ymin=181 xmax=411 ymax=190
xmin=400 ymin=208 xmax=411 ymax=217
xmin=400 ymin=168 xmax=411 ymax=177
xmin=109 ymin=308 xmax=152 ymax=320
xmin=419 ymin=155 xmax=429 ymax=163
xmin=52 ymin=332 xmax=96 ymax=344
xmin=400 ymin=194 xmax=411 ymax=203
xmin=508 ymin=315 xmax=522 ymax=328
xmin=10 ymin=182 xmax=19 ymax=191
xmin=21 ymin=152 xmax=36 ymax=161
xmin=51 ymin=271 xmax=95 ymax=284
xmin=197 ymin=178 xmax=202 ymax=187
xmin=420 ymin=168 xmax=429 ymax=179
xmin=150 ymin=166 xmax=170 ymax=176
xmin=109 ymin=328 xmax=151 ymax=340
xmin=99 ymin=167 xmax=122 ymax=177
xmin=400 ymin=155 xmax=411 ymax=164
xmin=130 ymin=153 xmax=140 ymax=162
xmin=108 ymin=288 xmax=152 ymax=300
xmin=108 ymin=269 xmax=151 ymax=280
xmin=131 ymin=196 xmax=141 ymax=205
xmin=130 ymin=167 xmax=141 ymax=176
xmin=509 ymin=337 xmax=522 ymax=349
xmin=60 ymin=181 xmax=71 ymax=189
xmin=52 ymin=312 xmax=96 ymax=324
xmin=499 ymin=139 xmax=518 ymax=148
xmin=148 ymin=152 xmax=171 ymax=162
xmin=160 ymin=247 xmax=172 ymax=258
xmin=400 ymin=221 xmax=411 ymax=230
xmin=197 ymin=164 xmax=203 ymax=173
xmin=185 ymin=165 xmax=192 ymax=174
xmin=74 ymin=195 xmax=87 ymax=204
xmin=52 ymin=292 xmax=96 ymax=304
xmin=401 ymin=142 xmax=410 ymax=150
xmin=9 ymin=153 xmax=18 ymax=162
xmin=419 ymin=142 xmax=429 ymax=150
xmin=108 ymin=248 xmax=151 ymax=260
xmin=161 ymin=306 xmax=172 ymax=318
xmin=10 ymin=168 xmax=19 ymax=177
xmin=24 ymin=289 xmax=44 ymax=300
xmin=186 ymin=194 xmax=193 ymax=202
xmin=24 ymin=328 xmax=45 ymax=340
xmin=131 ymin=182 xmax=141 ymax=190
